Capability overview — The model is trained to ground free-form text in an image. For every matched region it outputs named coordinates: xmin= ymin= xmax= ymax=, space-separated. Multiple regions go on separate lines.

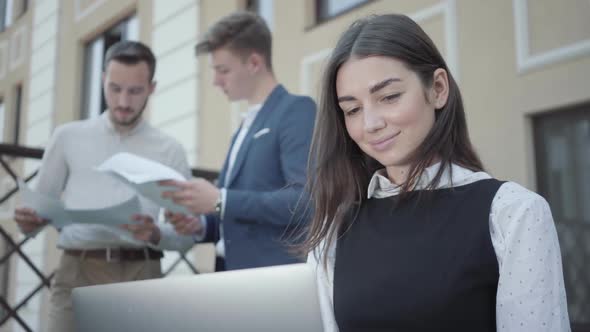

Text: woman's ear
xmin=431 ymin=68 xmax=449 ymax=109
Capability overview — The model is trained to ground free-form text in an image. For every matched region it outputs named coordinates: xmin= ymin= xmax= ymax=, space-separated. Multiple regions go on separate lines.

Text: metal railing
xmin=0 ymin=143 xmax=218 ymax=331
xmin=0 ymin=143 xmax=46 ymax=332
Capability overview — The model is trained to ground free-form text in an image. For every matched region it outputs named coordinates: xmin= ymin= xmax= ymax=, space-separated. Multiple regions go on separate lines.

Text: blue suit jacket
xmin=203 ymin=85 xmax=316 ymax=270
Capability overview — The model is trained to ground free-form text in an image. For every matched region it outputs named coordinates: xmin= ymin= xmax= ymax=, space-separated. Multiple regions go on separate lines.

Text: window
xmin=14 ymin=0 xmax=27 ymax=20
xmin=533 ymin=104 xmax=590 ymax=326
xmin=245 ymin=0 xmax=259 ymax=13
xmin=4 ymin=0 xmax=12 ymax=26
xmin=244 ymin=0 xmax=273 ymax=30
xmin=0 ymin=99 xmax=4 ymax=142
xmin=0 ymin=87 xmax=23 ymax=145
xmin=0 ymin=0 xmax=28 ymax=31
xmin=316 ymin=0 xmax=372 ymax=23
xmin=80 ymin=15 xmax=139 ymax=120
xmin=0 ymin=0 xmax=7 ymax=31
xmin=13 ymin=84 xmax=21 ymax=144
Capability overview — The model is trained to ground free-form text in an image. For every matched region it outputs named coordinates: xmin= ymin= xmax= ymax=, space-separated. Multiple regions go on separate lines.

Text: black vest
xmin=334 ymin=179 xmax=502 ymax=332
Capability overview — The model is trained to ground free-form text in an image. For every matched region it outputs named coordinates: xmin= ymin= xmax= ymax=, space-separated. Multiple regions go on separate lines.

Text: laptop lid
xmin=72 ymin=263 xmax=324 ymax=332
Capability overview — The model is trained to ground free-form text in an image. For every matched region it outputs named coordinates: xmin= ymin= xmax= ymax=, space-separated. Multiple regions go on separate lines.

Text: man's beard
xmin=109 ymin=99 xmax=148 ymax=128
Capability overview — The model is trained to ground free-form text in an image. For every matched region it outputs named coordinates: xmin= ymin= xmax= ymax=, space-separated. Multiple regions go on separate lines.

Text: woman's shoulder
xmin=450 ymin=164 xmax=548 ymax=209
xmin=493 ymin=181 xmax=549 ymax=211
xmin=489 ymin=181 xmax=554 ymax=240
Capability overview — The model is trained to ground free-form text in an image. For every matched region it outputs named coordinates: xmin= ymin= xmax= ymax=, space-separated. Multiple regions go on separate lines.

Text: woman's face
xmin=336 ymin=56 xmax=448 ymax=182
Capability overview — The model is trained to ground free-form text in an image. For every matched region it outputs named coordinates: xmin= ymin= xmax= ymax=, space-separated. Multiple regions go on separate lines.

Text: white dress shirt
xmin=34 ymin=112 xmax=194 ymax=251
xmin=308 ymin=163 xmax=571 ymax=332
xmin=215 ymin=104 xmax=262 ymax=257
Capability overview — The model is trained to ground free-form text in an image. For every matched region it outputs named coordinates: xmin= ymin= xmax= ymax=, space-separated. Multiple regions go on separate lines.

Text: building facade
xmin=0 ymin=0 xmax=588 ymax=330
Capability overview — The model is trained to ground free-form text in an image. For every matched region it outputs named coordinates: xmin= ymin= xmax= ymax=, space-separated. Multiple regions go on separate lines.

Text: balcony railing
xmin=0 ymin=143 xmax=218 ymax=331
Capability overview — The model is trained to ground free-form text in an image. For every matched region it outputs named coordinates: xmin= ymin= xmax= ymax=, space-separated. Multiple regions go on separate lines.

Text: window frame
xmin=13 ymin=84 xmax=22 ymax=144
xmin=314 ymin=0 xmax=375 ymax=26
xmin=532 ymin=102 xmax=590 ymax=327
xmin=79 ymin=14 xmax=138 ymax=120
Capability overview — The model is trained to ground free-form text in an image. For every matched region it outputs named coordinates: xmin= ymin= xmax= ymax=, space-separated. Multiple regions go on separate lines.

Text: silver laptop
xmin=72 ymin=263 xmax=324 ymax=332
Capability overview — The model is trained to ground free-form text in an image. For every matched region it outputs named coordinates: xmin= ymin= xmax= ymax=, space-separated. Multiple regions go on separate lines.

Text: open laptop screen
xmin=73 ymin=263 xmax=324 ymax=332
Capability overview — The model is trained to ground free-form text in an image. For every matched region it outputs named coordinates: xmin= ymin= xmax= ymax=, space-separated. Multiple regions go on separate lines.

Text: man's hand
xmin=121 ymin=214 xmax=161 ymax=245
xmin=165 ymin=211 xmax=204 ymax=236
xmin=160 ymin=178 xmax=220 ymax=215
xmin=14 ymin=207 xmax=47 ymax=233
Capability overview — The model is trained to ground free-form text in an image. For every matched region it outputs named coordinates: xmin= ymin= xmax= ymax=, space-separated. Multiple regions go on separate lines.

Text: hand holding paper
xmin=17 ymin=179 xmax=71 ymax=229
xmin=160 ymin=178 xmax=220 ymax=215
xmin=13 ymin=206 xmax=47 ymax=234
xmin=121 ymin=214 xmax=161 ymax=244
xmin=165 ymin=211 xmax=204 ymax=236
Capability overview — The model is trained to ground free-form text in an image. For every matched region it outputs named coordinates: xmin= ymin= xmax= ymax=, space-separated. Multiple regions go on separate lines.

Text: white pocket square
xmin=253 ymin=128 xmax=271 ymax=139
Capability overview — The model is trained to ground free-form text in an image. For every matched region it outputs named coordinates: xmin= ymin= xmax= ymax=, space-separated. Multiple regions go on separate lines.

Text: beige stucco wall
xmin=194 ymin=0 xmax=590 ymax=189
xmin=459 ymin=0 xmax=590 ymax=185
xmin=195 ymin=0 xmax=241 ymax=169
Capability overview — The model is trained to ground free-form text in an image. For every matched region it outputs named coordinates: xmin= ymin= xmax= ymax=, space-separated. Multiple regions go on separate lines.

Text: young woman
xmin=303 ymin=14 xmax=570 ymax=332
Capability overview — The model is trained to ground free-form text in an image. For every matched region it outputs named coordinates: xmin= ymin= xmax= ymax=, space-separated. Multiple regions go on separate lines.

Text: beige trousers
xmin=46 ymin=252 xmax=162 ymax=332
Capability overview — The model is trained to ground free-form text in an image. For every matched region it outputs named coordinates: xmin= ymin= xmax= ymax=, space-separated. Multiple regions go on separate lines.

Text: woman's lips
xmin=369 ymin=132 xmax=400 ymax=151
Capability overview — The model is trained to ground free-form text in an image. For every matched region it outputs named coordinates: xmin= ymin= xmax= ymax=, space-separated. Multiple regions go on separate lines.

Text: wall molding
xmin=513 ymin=0 xmax=590 ymax=74
xmin=150 ymin=0 xmax=200 ymax=166
xmin=75 ymin=0 xmax=108 ymax=22
xmin=9 ymin=25 xmax=28 ymax=71
xmin=299 ymin=48 xmax=332 ymax=95
xmin=299 ymin=0 xmax=459 ymax=95
xmin=27 ymin=0 xmax=60 ymax=142
xmin=153 ymin=1 xmax=196 ymax=29
xmin=0 ymin=41 xmax=8 ymax=79
xmin=411 ymin=0 xmax=459 ymax=81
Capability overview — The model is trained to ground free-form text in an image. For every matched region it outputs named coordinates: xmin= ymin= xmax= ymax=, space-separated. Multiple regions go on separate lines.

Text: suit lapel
xmin=226 ymin=85 xmax=286 ymax=187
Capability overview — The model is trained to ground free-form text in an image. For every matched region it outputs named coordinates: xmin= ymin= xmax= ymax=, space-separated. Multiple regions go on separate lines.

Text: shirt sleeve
xmin=490 ymin=182 xmax=571 ymax=331
xmin=35 ymin=125 xmax=69 ymax=196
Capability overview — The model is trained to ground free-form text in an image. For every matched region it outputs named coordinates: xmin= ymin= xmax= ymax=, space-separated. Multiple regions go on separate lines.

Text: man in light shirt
xmin=13 ymin=41 xmax=194 ymax=332
xmin=163 ymin=11 xmax=316 ymax=271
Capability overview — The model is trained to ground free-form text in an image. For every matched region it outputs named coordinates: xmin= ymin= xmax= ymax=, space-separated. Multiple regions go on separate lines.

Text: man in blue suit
xmin=162 ymin=11 xmax=316 ymax=271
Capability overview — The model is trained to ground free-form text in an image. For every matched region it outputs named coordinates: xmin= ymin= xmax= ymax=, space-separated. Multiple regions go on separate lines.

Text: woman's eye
xmin=345 ymin=108 xmax=360 ymax=116
xmin=383 ymin=93 xmax=401 ymax=102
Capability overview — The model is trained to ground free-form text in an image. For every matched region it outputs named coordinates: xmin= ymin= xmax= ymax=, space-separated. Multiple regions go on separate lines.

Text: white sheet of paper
xmin=133 ymin=182 xmax=191 ymax=214
xmin=67 ymin=195 xmax=141 ymax=227
xmin=96 ymin=152 xmax=186 ymax=182
xmin=18 ymin=179 xmax=142 ymax=229
xmin=96 ymin=152 xmax=191 ymax=214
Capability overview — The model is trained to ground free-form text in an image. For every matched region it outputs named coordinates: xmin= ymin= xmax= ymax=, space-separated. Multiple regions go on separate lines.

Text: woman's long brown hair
xmin=297 ymin=14 xmax=484 ymax=266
